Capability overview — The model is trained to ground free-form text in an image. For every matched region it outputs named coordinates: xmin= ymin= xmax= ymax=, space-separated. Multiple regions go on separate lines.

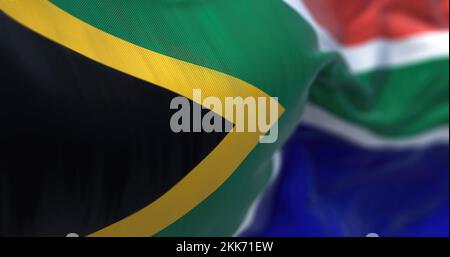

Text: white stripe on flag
xmin=302 ymin=103 xmax=449 ymax=149
xmin=337 ymin=31 xmax=449 ymax=73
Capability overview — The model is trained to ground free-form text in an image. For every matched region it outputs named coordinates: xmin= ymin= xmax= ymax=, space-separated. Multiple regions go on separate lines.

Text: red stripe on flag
xmin=303 ymin=0 xmax=449 ymax=45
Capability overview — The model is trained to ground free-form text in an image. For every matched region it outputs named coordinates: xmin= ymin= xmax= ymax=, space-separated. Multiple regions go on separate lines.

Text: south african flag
xmin=0 ymin=0 xmax=448 ymax=237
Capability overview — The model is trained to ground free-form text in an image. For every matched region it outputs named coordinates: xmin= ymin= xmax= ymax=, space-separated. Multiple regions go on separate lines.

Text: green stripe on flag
xmin=310 ymin=57 xmax=449 ymax=137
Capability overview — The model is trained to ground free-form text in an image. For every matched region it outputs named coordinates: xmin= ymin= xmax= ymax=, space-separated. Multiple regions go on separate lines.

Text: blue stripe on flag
xmin=242 ymin=125 xmax=449 ymax=237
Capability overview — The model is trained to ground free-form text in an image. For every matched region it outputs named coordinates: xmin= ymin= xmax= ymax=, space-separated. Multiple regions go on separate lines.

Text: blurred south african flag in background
xmin=240 ymin=0 xmax=449 ymax=237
